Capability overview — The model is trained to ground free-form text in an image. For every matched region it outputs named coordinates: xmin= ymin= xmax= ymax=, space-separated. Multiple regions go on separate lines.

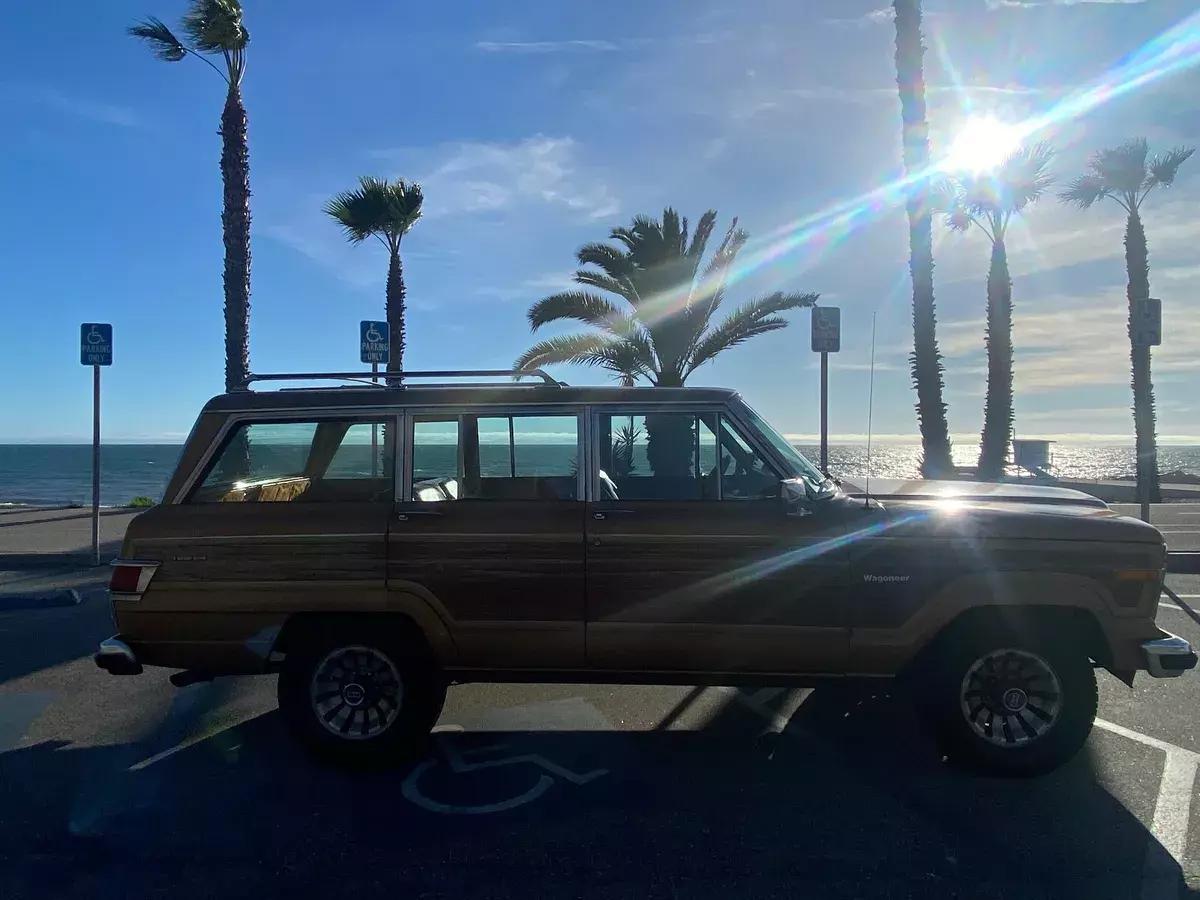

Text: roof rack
xmin=239 ymin=369 xmax=564 ymax=390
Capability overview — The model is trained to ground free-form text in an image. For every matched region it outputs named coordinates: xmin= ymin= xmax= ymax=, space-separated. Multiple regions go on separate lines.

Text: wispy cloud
xmin=418 ymin=135 xmax=619 ymax=221
xmin=475 ymin=39 xmax=622 ymax=53
xmin=825 ymin=7 xmax=894 ymax=27
xmin=987 ymin=0 xmax=1147 ymax=8
xmin=475 ymin=272 xmax=579 ymax=302
xmin=10 ymin=86 xmax=140 ymax=128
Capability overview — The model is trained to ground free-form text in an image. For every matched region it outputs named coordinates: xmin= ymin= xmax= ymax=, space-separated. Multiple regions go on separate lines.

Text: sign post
xmin=81 ymin=324 xmax=113 ymax=565
xmin=810 ymin=307 xmax=841 ymax=474
xmin=1132 ymin=298 xmax=1163 ymax=523
xmin=360 ymin=321 xmax=390 ymax=477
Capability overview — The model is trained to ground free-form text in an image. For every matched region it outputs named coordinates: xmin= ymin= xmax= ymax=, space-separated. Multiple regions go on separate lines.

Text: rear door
xmin=123 ymin=414 xmax=396 ymax=665
xmin=585 ymin=407 xmax=851 ymax=673
xmin=387 ymin=407 xmax=586 ymax=669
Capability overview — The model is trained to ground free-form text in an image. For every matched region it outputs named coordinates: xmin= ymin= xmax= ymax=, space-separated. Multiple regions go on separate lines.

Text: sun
xmin=940 ymin=116 xmax=1024 ymax=173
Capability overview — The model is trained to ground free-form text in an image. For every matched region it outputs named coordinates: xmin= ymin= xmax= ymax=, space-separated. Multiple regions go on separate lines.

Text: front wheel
xmin=922 ymin=631 xmax=1097 ymax=777
xmin=278 ymin=623 xmax=445 ymax=768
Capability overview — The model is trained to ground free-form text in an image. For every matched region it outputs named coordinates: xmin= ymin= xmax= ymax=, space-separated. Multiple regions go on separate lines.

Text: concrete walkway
xmin=0 ymin=508 xmax=140 ymax=583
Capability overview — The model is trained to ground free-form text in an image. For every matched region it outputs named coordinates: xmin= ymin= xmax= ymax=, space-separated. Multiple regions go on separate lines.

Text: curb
xmin=0 ymin=588 xmax=83 ymax=612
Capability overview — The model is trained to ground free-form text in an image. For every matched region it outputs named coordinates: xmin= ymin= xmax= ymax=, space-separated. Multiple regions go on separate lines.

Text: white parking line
xmin=1095 ymin=719 xmax=1198 ymax=900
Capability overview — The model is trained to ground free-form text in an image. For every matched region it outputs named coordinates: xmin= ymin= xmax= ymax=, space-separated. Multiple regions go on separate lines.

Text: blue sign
xmin=81 ymin=323 xmax=113 ymax=366
xmin=360 ymin=320 xmax=390 ymax=364
xmin=811 ymin=307 xmax=840 ymax=353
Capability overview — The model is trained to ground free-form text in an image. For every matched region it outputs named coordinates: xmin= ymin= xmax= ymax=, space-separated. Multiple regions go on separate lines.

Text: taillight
xmin=109 ymin=560 xmax=159 ymax=597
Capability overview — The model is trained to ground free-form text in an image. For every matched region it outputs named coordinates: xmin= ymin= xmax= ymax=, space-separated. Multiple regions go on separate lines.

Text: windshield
xmin=733 ymin=399 xmax=835 ymax=499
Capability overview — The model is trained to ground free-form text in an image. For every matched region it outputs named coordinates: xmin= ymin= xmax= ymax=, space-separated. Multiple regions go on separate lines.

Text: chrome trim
xmin=1142 ymin=633 xmax=1197 ymax=678
xmin=94 ymin=637 xmax=143 ymax=675
xmin=247 ymin=368 xmax=561 ymax=387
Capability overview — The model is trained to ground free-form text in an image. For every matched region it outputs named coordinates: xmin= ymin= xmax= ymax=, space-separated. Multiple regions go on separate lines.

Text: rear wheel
xmin=278 ymin=622 xmax=444 ymax=768
xmin=921 ymin=629 xmax=1097 ymax=777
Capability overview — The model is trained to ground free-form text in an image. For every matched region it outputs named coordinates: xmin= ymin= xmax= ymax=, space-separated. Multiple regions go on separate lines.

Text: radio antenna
xmin=864 ymin=310 xmax=877 ymax=508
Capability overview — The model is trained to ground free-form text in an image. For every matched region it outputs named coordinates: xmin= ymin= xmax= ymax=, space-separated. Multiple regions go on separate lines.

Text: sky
xmin=1 ymin=0 xmax=1199 ymax=445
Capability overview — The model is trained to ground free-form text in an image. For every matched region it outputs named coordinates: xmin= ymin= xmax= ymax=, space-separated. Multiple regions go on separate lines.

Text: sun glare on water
xmin=940 ymin=116 xmax=1024 ymax=173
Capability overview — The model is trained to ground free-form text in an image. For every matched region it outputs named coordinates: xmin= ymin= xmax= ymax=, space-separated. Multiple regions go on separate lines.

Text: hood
xmin=843 ymin=478 xmax=1108 ymax=509
xmin=841 ymin=479 xmax=1162 ymax=545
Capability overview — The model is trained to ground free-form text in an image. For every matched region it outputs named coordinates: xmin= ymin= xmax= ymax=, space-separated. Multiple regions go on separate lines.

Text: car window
xmin=190 ymin=419 xmax=393 ymax=503
xmin=716 ymin=416 xmax=783 ymax=500
xmin=597 ymin=413 xmax=719 ymax=501
xmin=411 ymin=413 xmax=579 ymax=501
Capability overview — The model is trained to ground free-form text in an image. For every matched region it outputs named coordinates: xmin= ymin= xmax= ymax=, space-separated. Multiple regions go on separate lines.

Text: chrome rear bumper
xmin=1142 ymin=633 xmax=1197 ymax=678
xmin=94 ymin=637 xmax=143 ymax=676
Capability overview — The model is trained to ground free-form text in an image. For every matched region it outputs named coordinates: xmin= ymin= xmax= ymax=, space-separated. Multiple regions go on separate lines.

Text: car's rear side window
xmin=410 ymin=412 xmax=580 ymax=501
xmin=189 ymin=419 xmax=394 ymax=503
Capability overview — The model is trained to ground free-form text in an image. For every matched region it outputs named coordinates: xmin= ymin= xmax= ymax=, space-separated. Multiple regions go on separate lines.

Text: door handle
xmin=593 ymin=509 xmax=636 ymax=520
xmin=396 ymin=509 xmax=443 ymax=521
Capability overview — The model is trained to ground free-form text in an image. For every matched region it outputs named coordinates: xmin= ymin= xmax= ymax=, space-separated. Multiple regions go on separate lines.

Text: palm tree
xmin=130 ymin=1 xmax=251 ymax=392
xmin=1060 ymin=139 xmax=1194 ymax=505
xmin=892 ymin=0 xmax=954 ymax=478
xmin=514 ymin=208 xmax=817 ymax=475
xmin=325 ymin=177 xmax=424 ymax=381
xmin=938 ymin=143 xmax=1055 ymax=481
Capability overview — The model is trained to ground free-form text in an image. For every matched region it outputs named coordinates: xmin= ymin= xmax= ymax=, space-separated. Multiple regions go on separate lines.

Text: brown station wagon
xmin=95 ymin=369 xmax=1196 ymax=775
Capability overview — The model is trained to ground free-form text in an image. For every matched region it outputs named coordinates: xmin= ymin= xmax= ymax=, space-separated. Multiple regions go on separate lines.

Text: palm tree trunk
xmin=978 ymin=239 xmax=1014 ymax=480
xmin=1125 ymin=211 xmax=1161 ymax=504
xmin=386 ymin=246 xmax=407 ymax=385
xmin=219 ymin=81 xmax=251 ymax=393
xmin=893 ymin=0 xmax=953 ymax=479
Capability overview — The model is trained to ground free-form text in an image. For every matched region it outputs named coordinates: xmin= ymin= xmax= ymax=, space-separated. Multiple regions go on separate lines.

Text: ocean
xmin=4 ymin=442 xmax=1200 ymax=508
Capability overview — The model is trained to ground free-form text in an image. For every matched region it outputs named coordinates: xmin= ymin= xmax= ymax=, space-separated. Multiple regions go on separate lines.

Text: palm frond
xmin=687 ymin=315 xmax=790 ymax=376
xmin=995 ymin=141 xmax=1055 ymax=212
xmin=181 ymin=0 xmax=248 ymax=53
xmin=1058 ymin=174 xmax=1109 ymax=210
xmin=572 ymin=270 xmax=638 ymax=306
xmin=685 ymin=292 xmax=816 ymax=375
xmin=324 ymin=176 xmax=423 ymax=246
xmin=514 ymin=333 xmax=626 ymax=374
xmin=1145 ymin=146 xmax=1195 ymax=189
xmin=576 ymin=241 xmax=633 ymax=283
xmin=526 ymin=291 xmax=629 ymax=333
xmin=1089 ymin=138 xmax=1149 ymax=195
xmin=128 ymin=17 xmax=188 ymax=61
xmin=687 ymin=210 xmax=719 ymax=260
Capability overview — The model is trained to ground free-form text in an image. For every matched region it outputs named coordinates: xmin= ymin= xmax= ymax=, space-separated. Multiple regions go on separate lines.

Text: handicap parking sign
xmin=360 ymin=320 xmax=390 ymax=364
xmin=80 ymin=323 xmax=113 ymax=366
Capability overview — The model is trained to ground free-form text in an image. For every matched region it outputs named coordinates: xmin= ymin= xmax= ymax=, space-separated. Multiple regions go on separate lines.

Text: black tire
xmin=920 ymin=626 xmax=1097 ymax=777
xmin=277 ymin=621 xmax=445 ymax=768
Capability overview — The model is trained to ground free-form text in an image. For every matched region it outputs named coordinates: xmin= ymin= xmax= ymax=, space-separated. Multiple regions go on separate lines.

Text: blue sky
xmin=1 ymin=0 xmax=1199 ymax=444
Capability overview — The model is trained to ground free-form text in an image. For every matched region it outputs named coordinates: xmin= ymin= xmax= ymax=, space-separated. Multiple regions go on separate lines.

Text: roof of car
xmin=201 ymin=384 xmax=741 ymax=414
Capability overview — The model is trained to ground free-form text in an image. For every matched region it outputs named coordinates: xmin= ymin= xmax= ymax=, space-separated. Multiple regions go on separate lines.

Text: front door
xmin=387 ymin=409 xmax=586 ymax=669
xmin=585 ymin=410 xmax=851 ymax=673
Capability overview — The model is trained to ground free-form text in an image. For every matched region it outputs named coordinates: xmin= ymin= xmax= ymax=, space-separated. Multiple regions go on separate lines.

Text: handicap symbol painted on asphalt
xmin=402 ymin=731 xmax=608 ymax=815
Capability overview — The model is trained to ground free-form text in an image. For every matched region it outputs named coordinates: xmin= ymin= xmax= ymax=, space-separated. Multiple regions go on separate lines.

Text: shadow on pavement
xmin=0 ymin=683 xmax=1191 ymax=899
xmin=0 ymin=577 xmax=114 ymax=686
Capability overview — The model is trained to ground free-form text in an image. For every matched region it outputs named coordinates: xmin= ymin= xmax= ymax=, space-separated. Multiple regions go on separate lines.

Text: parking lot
xmin=1 ymin=563 xmax=1199 ymax=899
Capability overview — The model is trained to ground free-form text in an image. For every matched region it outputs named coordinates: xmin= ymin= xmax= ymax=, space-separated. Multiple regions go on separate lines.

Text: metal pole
xmin=371 ymin=362 xmax=379 ymax=477
xmin=92 ymin=364 xmax=100 ymax=566
xmin=820 ymin=351 xmax=829 ymax=474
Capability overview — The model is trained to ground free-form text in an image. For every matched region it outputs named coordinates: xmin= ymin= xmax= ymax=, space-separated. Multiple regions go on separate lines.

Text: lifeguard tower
xmin=1011 ymin=438 xmax=1057 ymax=480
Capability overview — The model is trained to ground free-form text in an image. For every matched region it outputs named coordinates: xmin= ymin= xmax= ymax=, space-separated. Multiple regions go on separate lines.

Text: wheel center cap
xmin=342 ymin=683 xmax=366 ymax=707
xmin=1002 ymin=687 xmax=1027 ymax=712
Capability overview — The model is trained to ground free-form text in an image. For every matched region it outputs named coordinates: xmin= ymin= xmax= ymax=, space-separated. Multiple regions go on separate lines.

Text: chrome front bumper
xmin=94 ymin=637 xmax=143 ymax=676
xmin=1142 ymin=633 xmax=1198 ymax=678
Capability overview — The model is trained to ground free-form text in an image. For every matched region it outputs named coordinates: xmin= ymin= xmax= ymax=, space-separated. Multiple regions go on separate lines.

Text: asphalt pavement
xmin=0 ymin=565 xmax=1199 ymax=899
